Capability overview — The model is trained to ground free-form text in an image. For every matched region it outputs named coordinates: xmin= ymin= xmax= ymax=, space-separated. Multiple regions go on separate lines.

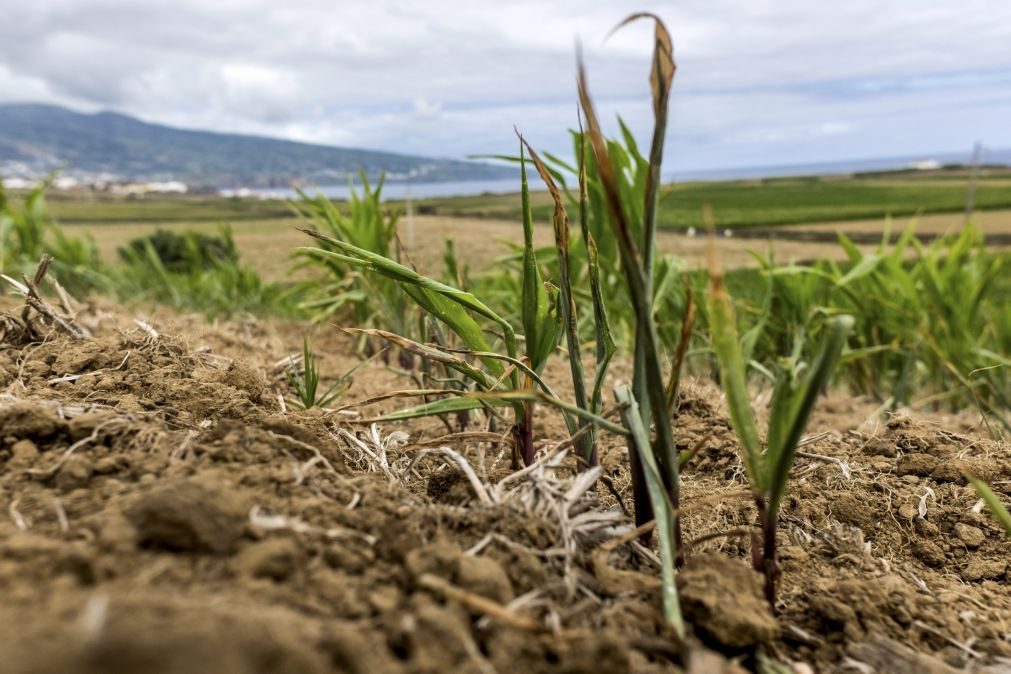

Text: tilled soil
xmin=1 ymin=296 xmax=1010 ymax=674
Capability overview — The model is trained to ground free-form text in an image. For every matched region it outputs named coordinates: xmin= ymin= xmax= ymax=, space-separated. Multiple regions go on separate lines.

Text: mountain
xmin=0 ymin=103 xmax=515 ymax=188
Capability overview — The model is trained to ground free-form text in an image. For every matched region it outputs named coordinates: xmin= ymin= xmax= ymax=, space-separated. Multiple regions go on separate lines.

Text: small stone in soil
xmin=912 ymin=540 xmax=945 ymax=567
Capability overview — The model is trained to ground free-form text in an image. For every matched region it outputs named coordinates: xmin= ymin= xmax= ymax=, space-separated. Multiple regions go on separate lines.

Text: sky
xmin=2 ymin=0 xmax=1010 ymax=172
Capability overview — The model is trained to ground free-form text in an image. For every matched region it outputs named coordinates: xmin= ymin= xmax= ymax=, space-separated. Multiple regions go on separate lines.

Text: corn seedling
xmin=297 ymin=174 xmax=563 ymax=464
xmin=292 ymin=173 xmax=419 ymax=365
xmin=287 ymin=336 xmax=370 ymax=409
xmin=577 ymin=14 xmax=684 ymax=552
xmin=709 ymin=252 xmax=852 ymax=607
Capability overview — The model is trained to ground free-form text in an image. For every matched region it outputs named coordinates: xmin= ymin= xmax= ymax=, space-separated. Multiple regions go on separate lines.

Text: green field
xmin=31 ymin=170 xmax=1011 ymax=231
xmin=42 ymin=193 xmax=291 ymax=223
xmin=416 ymin=173 xmax=1011 ymax=229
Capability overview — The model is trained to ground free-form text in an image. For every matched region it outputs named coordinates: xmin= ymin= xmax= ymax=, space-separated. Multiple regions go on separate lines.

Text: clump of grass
xmin=708 ymin=247 xmax=852 ymax=607
xmin=0 ymin=174 xmax=105 ymax=296
xmin=118 ymin=228 xmax=237 ymax=272
xmin=115 ymin=224 xmax=295 ymax=319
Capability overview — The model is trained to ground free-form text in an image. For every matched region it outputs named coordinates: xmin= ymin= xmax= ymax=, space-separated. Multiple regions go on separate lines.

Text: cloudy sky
xmin=2 ymin=0 xmax=1010 ymax=172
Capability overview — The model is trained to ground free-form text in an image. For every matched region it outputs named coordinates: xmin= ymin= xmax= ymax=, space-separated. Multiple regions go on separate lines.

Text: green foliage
xmin=518 ymin=141 xmax=561 ymax=376
xmin=709 ymin=261 xmax=852 ymax=605
xmin=714 ymin=223 xmax=1011 ymax=427
xmin=416 ymin=174 xmax=1011 ymax=230
xmin=118 ymin=228 xmax=237 ymax=272
xmin=286 ymin=336 xmax=367 ymax=409
xmin=114 ymin=225 xmax=295 ymax=319
xmin=293 ymin=174 xmax=421 ymax=355
xmin=0 ymin=174 xmax=105 ymax=296
xmin=298 ymin=213 xmax=555 ymax=460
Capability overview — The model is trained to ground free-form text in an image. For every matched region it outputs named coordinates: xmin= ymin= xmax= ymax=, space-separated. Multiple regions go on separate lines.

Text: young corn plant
xmin=577 ymin=13 xmax=683 ymax=548
xmin=286 ymin=336 xmax=369 ymax=409
xmin=708 ymin=254 xmax=852 ymax=608
xmin=297 ymin=144 xmax=567 ymax=466
xmin=292 ymin=173 xmax=419 ymax=365
xmin=573 ymin=13 xmax=689 ymax=638
xmin=520 ymin=136 xmax=614 ymax=468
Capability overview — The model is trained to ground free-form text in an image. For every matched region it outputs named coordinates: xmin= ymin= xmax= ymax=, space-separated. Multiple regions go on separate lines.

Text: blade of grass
xmin=965 ymin=473 xmax=1011 ymax=537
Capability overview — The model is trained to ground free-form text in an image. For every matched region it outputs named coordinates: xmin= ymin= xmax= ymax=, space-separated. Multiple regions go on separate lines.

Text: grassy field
xmin=43 ymin=192 xmax=291 ymax=222
xmin=416 ymin=173 xmax=1011 ymax=229
xmin=73 ymin=209 xmax=1011 ymax=282
xmin=35 ymin=169 xmax=1011 ymax=231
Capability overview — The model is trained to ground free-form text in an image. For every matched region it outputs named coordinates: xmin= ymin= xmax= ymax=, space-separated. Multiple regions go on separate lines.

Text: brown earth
xmin=2 ymin=290 xmax=1010 ymax=673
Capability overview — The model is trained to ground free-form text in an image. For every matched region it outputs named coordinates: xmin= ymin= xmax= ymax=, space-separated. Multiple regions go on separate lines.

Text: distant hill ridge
xmin=0 ymin=102 xmax=515 ymax=188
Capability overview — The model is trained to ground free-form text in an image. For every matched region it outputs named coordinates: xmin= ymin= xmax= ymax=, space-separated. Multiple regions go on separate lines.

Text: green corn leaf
xmin=518 ymin=139 xmax=558 ymax=372
xmin=766 ymin=315 xmax=853 ymax=516
xmin=399 ymin=283 xmax=504 ymax=377
xmin=343 ymin=327 xmax=495 ymax=390
xmin=575 ymin=121 xmax=617 ymax=414
xmin=615 ymin=384 xmax=684 ymax=637
xmin=380 ymin=396 xmax=504 ymax=421
xmin=965 ymin=473 xmax=1011 ymax=538
xmin=708 ymin=258 xmax=765 ymax=491
xmin=523 ymin=136 xmax=590 ymax=453
xmin=299 ymin=232 xmax=514 ymax=377
xmin=298 ymin=232 xmax=508 ymax=330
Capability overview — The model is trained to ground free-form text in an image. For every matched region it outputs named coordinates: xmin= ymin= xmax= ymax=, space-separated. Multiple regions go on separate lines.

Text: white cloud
xmin=0 ymin=0 xmax=1009 ymax=168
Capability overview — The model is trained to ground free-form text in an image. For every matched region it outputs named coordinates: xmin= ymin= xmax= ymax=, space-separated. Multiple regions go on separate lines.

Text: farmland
xmin=4 ymin=147 xmax=1011 ymax=674
xmin=33 ymin=172 xmax=1011 ymax=277
xmin=3 ymin=14 xmax=1011 ymax=674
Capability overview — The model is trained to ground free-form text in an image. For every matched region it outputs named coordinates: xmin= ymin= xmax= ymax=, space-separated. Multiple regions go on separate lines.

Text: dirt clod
xmin=897 ymin=453 xmax=939 ymax=477
xmin=912 ymin=540 xmax=946 ymax=567
xmin=0 ymin=402 xmax=63 ymax=442
xmin=235 ymin=538 xmax=302 ymax=581
xmin=56 ymin=455 xmax=94 ymax=491
xmin=962 ymin=558 xmax=1007 ymax=582
xmin=127 ymin=477 xmax=248 ymax=554
xmin=455 ymin=554 xmax=514 ymax=604
xmin=678 ymin=553 xmax=779 ymax=649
